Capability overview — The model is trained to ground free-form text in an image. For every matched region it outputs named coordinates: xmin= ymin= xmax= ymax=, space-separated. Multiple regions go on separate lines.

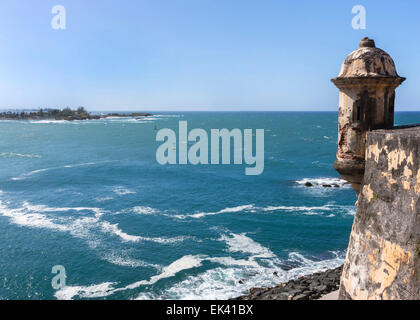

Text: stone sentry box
xmin=331 ymin=37 xmax=405 ymax=193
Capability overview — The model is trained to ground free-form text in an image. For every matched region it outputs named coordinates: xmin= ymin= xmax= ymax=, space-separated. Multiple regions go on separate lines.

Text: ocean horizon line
xmin=2 ymin=109 xmax=420 ymax=113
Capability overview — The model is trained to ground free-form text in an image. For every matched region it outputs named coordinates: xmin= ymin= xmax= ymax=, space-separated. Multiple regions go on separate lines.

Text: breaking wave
xmin=53 ymin=232 xmax=345 ymax=300
xmin=11 ymin=162 xmax=100 ymax=181
xmin=113 ymin=186 xmax=136 ymax=196
xmin=0 ymin=200 xmax=190 ymax=246
xmin=132 ymin=206 xmax=158 ymax=215
xmin=170 ymin=203 xmax=354 ymax=219
xmin=0 ymin=152 xmax=42 ymax=159
xmin=172 ymin=205 xmax=256 ymax=219
xmin=295 ymin=177 xmax=350 ymax=188
xmin=136 ymin=250 xmax=345 ymax=300
xmin=262 ymin=203 xmax=356 ymax=217
xmin=103 ymin=252 xmax=161 ymax=269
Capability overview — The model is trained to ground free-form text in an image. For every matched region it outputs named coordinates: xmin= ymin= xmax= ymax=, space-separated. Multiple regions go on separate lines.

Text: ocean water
xmin=0 ymin=111 xmax=419 ymax=300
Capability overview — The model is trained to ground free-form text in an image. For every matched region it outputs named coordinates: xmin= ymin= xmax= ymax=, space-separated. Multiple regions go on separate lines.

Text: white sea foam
xmin=55 ymin=282 xmax=117 ymax=300
xmin=29 ymin=120 xmax=69 ymax=124
xmin=100 ymin=221 xmax=190 ymax=244
xmin=95 ymin=196 xmax=113 ymax=202
xmin=173 ymin=205 xmax=255 ymax=219
xmin=165 ymin=202 xmax=354 ymax=220
xmin=152 ymin=234 xmax=342 ymax=300
xmin=295 ymin=177 xmax=350 ymax=188
xmin=113 ymin=186 xmax=136 ymax=196
xmin=132 ymin=206 xmax=158 ymax=215
xmin=153 ymin=114 xmax=183 ymax=118
xmin=0 ymin=152 xmax=42 ymax=159
xmin=0 ymin=201 xmax=70 ymax=232
xmin=11 ymin=162 xmax=100 ymax=181
xmin=220 ymin=233 xmax=275 ymax=258
xmin=285 ymin=251 xmax=345 ymax=277
xmin=100 ymin=222 xmax=142 ymax=242
xmin=52 ymin=231 xmax=345 ymax=300
xmin=136 ymin=250 xmax=345 ymax=300
xmin=63 ymin=162 xmax=97 ymax=168
xmin=21 ymin=202 xmax=104 ymax=216
xmin=55 ymin=254 xmax=205 ymax=300
xmin=207 ymin=257 xmax=259 ymax=268
xmin=0 ymin=199 xmax=188 ymax=248
xmin=261 ymin=203 xmax=355 ymax=216
xmin=125 ymin=255 xmax=205 ymax=290
xmin=142 ymin=266 xmax=252 ymax=300
xmin=11 ymin=168 xmax=49 ymax=181
xmin=103 ymin=252 xmax=161 ymax=269
xmin=262 ymin=204 xmax=333 ymax=212
xmin=0 ymin=201 xmax=108 ymax=234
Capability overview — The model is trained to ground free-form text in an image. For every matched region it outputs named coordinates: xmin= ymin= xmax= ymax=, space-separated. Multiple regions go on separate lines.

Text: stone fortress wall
xmin=332 ymin=38 xmax=420 ymax=299
xmin=339 ymin=127 xmax=420 ymax=299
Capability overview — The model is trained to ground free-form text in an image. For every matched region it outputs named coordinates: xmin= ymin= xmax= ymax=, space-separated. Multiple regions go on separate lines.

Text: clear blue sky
xmin=0 ymin=0 xmax=419 ymax=111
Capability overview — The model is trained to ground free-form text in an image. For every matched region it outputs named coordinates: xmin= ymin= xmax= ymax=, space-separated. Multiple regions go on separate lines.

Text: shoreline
xmin=0 ymin=109 xmax=152 ymax=121
xmin=231 ymin=265 xmax=342 ymax=300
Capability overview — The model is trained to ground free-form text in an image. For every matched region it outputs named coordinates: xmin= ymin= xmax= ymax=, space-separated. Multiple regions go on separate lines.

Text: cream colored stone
xmin=363 ymin=184 xmax=375 ymax=202
xmin=415 ymin=169 xmax=420 ymax=193
xmin=367 ymin=143 xmax=380 ymax=162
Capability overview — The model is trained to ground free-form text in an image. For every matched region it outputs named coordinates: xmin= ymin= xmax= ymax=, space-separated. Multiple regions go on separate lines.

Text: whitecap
xmin=11 ymin=162 xmax=101 ymax=181
xmin=0 ymin=201 xmax=107 ymax=234
xmin=0 ymin=200 xmax=70 ymax=232
xmin=113 ymin=186 xmax=136 ymax=196
xmin=173 ymin=204 xmax=255 ymax=219
xmin=11 ymin=168 xmax=49 ymax=181
xmin=295 ymin=177 xmax=350 ymax=188
xmin=55 ymin=238 xmax=344 ymax=300
xmin=0 ymin=152 xmax=42 ymax=159
xmin=103 ymin=252 xmax=161 ymax=269
xmin=55 ymin=255 xmax=205 ymax=299
xmin=29 ymin=120 xmax=69 ymax=124
xmin=135 ymin=251 xmax=345 ymax=300
xmin=219 ymin=233 xmax=275 ymax=258
xmin=132 ymin=206 xmax=158 ymax=215
xmin=207 ymin=257 xmax=259 ymax=268
xmin=95 ymin=197 xmax=113 ymax=202
xmin=124 ymin=255 xmax=205 ymax=290
xmin=55 ymin=282 xmax=117 ymax=300
xmin=100 ymin=222 xmax=143 ymax=242
xmin=262 ymin=203 xmax=355 ymax=217
xmin=0 ymin=200 xmax=187 ymax=246
xmin=100 ymin=221 xmax=190 ymax=244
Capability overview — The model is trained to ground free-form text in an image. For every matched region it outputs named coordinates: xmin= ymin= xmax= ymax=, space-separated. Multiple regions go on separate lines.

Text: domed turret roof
xmin=336 ymin=38 xmax=401 ymax=78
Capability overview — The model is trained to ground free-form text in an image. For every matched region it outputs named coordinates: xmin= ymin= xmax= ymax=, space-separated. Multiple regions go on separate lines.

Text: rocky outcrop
xmin=233 ymin=266 xmax=342 ymax=300
xmin=339 ymin=126 xmax=420 ymax=299
xmin=0 ymin=109 xmax=152 ymax=121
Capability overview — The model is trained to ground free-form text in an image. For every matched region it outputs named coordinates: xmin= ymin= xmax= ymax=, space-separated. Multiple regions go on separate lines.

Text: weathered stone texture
xmin=332 ymin=38 xmax=405 ymax=193
xmin=339 ymin=126 xmax=420 ymax=299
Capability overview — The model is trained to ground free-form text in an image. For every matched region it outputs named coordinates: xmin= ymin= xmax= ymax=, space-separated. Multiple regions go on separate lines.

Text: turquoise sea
xmin=0 ymin=111 xmax=419 ymax=300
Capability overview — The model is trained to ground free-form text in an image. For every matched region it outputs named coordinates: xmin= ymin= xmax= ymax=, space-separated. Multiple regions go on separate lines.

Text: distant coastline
xmin=0 ymin=107 xmax=152 ymax=121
